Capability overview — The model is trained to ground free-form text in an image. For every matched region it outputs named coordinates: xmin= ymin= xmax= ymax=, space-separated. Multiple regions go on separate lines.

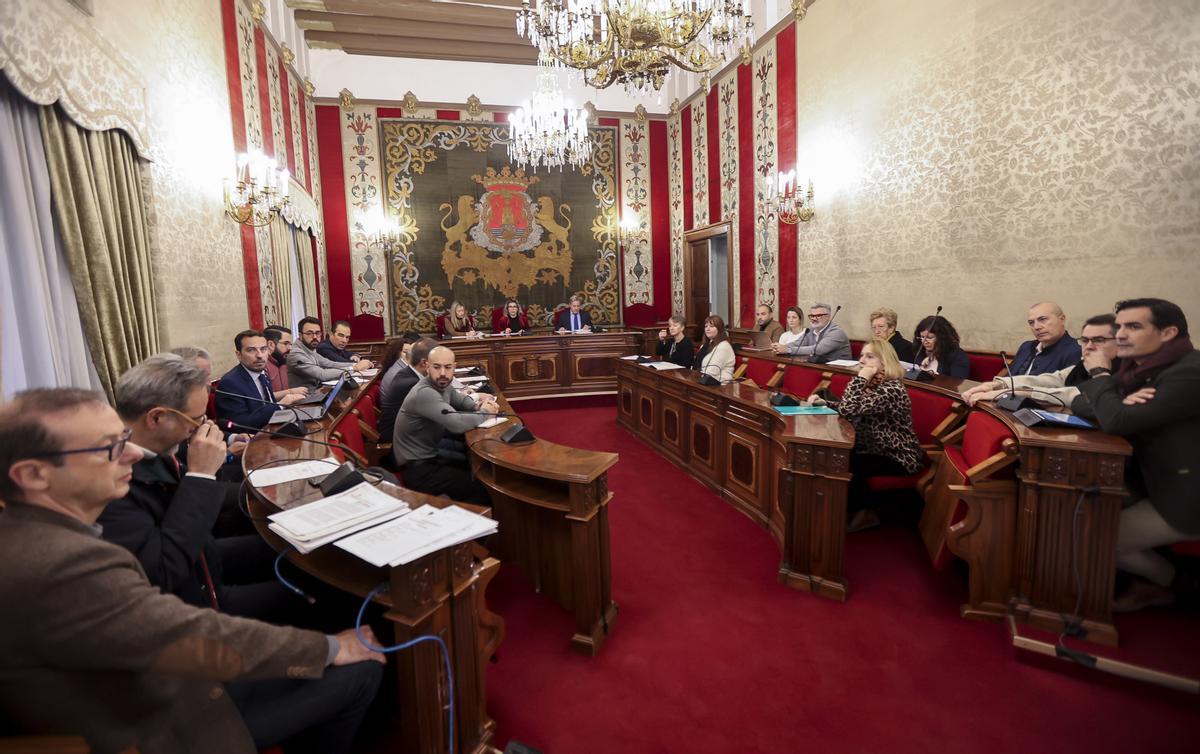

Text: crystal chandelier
xmin=224 ymin=150 xmax=289 ymax=227
xmin=516 ymin=0 xmax=754 ymax=95
xmin=508 ymin=60 xmax=593 ymax=171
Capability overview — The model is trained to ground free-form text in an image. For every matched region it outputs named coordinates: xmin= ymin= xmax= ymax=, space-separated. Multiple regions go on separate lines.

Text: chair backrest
xmin=826 ymin=372 xmax=852 ymax=396
xmin=906 ymin=388 xmax=960 ymax=445
xmin=968 ymin=352 xmax=1006 ymax=382
xmin=348 ymin=313 xmax=385 ymax=341
xmin=780 ymin=365 xmax=825 ymax=399
xmin=741 ymin=356 xmax=780 ymax=388
xmin=355 ymin=392 xmax=378 ymax=430
xmin=329 ymin=414 xmax=368 ymax=466
xmin=206 ymin=380 xmax=219 ymax=420
xmin=961 ymin=411 xmax=1016 ymax=470
xmin=850 ymin=340 xmax=864 ymax=358
xmin=436 ymin=313 xmax=447 ymax=338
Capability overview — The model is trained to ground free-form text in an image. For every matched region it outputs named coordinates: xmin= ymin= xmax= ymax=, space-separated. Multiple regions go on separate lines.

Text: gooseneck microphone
xmin=995 ymin=350 xmax=1040 ymax=412
xmin=228 ymin=420 xmax=379 ymax=495
xmin=223 ymin=420 xmax=358 ymax=460
xmin=808 ymin=305 xmax=843 ymax=364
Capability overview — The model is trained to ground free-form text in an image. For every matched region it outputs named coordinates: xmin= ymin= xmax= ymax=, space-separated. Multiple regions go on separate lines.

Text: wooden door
xmin=687 ymin=239 xmax=709 ymax=326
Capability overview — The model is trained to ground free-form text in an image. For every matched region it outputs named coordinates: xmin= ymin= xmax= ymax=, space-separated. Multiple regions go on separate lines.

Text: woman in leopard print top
xmin=832 ymin=339 xmax=926 ymax=524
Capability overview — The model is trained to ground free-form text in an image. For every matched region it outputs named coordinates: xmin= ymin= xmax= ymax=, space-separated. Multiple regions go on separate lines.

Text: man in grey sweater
xmin=287 ymin=316 xmax=374 ymax=391
xmin=772 ymin=302 xmax=852 ymax=363
xmin=392 ymin=345 xmax=497 ymax=505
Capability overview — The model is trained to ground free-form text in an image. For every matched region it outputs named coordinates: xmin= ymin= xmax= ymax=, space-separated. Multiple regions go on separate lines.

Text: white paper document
xmin=356 ymin=368 xmax=380 ymax=377
xmin=335 ymin=505 xmax=498 ymax=567
xmin=619 ymin=355 xmax=642 ymax=360
xmin=268 ymin=508 xmax=410 ymax=554
xmin=825 ymin=359 xmax=860 ymax=367
xmin=477 ymin=416 xmax=508 ymax=429
xmin=268 ymin=482 xmax=408 ymax=542
xmin=457 ymin=375 xmax=490 ymax=383
xmin=248 ymin=457 xmax=340 ymax=488
xmin=646 ymin=361 xmax=686 ymax=370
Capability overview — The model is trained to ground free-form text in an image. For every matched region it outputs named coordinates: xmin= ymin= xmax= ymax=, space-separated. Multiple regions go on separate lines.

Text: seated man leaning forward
xmin=392 ymin=345 xmax=497 ymax=506
xmin=1071 ymin=298 xmax=1200 ymax=612
xmin=962 ymin=313 xmax=1121 ymax=409
xmin=0 ymin=388 xmax=383 ymax=754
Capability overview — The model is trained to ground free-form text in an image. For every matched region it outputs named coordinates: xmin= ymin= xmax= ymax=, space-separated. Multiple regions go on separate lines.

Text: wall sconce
xmin=764 ymin=170 xmax=814 ymax=224
xmin=360 ymin=208 xmax=401 ymax=253
xmin=224 ymin=150 xmax=289 ymax=227
xmin=618 ymin=214 xmax=643 ymax=246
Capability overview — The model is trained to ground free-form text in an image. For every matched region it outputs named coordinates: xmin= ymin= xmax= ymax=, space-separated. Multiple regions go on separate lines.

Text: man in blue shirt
xmin=1007 ymin=301 xmax=1082 ymax=376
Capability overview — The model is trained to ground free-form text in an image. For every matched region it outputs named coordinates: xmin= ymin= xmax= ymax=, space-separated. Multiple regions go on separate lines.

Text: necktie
xmin=259 ymin=373 xmax=274 ymax=403
xmin=573 ymin=313 xmax=579 ymax=331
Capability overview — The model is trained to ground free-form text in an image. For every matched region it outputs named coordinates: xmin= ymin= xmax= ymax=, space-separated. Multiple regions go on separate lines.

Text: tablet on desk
xmin=1014 ymin=408 xmax=1096 ymax=430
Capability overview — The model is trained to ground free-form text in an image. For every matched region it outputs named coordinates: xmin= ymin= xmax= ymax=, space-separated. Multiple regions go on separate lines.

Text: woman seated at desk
xmin=655 ymin=315 xmax=695 ymax=368
xmin=494 ymin=299 xmax=530 ymax=334
xmin=820 ymin=339 xmax=925 ymax=531
xmin=692 ymin=315 xmax=735 ymax=383
xmin=912 ymin=315 xmax=971 ymax=378
xmin=778 ymin=306 xmax=806 ymax=349
xmin=444 ymin=301 xmax=480 ymax=338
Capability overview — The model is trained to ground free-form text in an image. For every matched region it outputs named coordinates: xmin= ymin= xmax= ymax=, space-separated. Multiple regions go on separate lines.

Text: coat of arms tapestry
xmin=378 ymin=120 xmax=619 ymax=333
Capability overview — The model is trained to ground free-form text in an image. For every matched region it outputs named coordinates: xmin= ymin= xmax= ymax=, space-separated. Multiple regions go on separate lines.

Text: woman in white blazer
xmin=693 ymin=315 xmax=735 ymax=383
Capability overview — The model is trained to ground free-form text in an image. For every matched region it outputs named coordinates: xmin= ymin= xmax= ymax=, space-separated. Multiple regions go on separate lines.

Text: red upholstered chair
xmin=780 ymin=365 xmax=827 ymax=399
xmin=1171 ymin=541 xmax=1200 ymax=557
xmin=826 ymin=372 xmax=852 ymax=395
xmin=968 ymin=351 xmax=1006 ymax=382
xmin=206 ymin=380 xmax=219 ymax=420
xmin=850 ymin=340 xmax=864 ymax=358
xmin=348 ymin=313 xmax=385 ymax=342
xmin=436 ymin=313 xmax=448 ymax=339
xmin=329 ymin=416 xmax=369 ymax=468
xmin=734 ymin=356 xmax=783 ymax=388
xmin=862 ymin=387 xmax=968 ymax=495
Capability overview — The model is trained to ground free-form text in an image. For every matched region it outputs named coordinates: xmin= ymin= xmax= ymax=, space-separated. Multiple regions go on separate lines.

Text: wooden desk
xmin=616 ymin=360 xmax=856 ymax=599
xmin=245 ymin=396 xmax=503 ymax=754
xmin=466 ymin=394 xmax=619 ymax=655
xmin=441 ymin=330 xmax=639 ymax=399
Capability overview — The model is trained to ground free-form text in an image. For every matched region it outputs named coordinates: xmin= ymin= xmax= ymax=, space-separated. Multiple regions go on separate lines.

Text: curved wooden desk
xmin=441 ymin=330 xmax=639 ymax=399
xmin=616 ymin=360 xmax=856 ymax=599
xmin=244 ymin=388 xmax=503 ymax=754
xmin=465 ymin=393 xmax=619 ymax=656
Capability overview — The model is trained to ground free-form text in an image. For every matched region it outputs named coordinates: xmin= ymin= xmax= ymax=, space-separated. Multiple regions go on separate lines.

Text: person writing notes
xmin=655 ymin=315 xmax=695 ymax=368
xmin=693 ymin=316 xmax=735 ymax=383
xmin=444 ymin=301 xmax=481 ymax=338
xmin=911 ymin=315 xmax=971 ymax=378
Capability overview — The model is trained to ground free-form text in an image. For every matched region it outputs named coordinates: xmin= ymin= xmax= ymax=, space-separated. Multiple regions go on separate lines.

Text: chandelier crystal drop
xmin=516 ymin=0 xmax=754 ymax=95
xmin=507 ymin=61 xmax=593 ymax=172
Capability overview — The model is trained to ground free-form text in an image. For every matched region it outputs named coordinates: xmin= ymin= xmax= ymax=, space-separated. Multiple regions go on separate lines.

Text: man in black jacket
xmin=99 ymin=354 xmax=307 ymax=622
xmin=1072 ymin=298 xmax=1200 ymax=611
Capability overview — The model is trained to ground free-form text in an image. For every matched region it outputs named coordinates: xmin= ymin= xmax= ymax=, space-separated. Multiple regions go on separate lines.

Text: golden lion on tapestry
xmin=439 ymin=166 xmax=574 ymax=299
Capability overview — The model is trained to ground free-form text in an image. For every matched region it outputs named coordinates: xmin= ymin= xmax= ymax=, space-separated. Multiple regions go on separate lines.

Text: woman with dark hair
xmin=494 ymin=299 xmax=529 ymax=334
xmin=692 ymin=315 xmax=735 ymax=383
xmin=655 ymin=315 xmax=695 ymax=368
xmin=778 ymin=306 xmax=806 ymax=349
xmin=912 ymin=314 xmax=971 ymax=378
xmin=381 ymin=331 xmax=422 ymax=375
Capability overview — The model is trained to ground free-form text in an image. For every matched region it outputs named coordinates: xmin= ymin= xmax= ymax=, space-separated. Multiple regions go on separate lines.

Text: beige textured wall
xmin=3 ymin=0 xmax=248 ymax=373
xmin=793 ymin=0 xmax=1200 ymax=349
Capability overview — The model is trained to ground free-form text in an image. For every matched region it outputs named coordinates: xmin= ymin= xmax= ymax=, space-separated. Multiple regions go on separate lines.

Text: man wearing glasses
xmin=0 ymin=388 xmax=383 ymax=754
xmin=772 ymin=302 xmax=852 ymax=363
xmin=962 ymin=313 xmax=1121 ymax=407
xmin=1005 ymin=301 xmax=1083 ymax=376
xmin=98 ymin=354 xmax=301 ymax=622
xmin=288 ymin=316 xmax=374 ymax=391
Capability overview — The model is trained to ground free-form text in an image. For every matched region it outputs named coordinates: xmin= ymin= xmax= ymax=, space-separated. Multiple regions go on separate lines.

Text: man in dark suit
xmin=0 ymin=388 xmax=383 ymax=754
xmin=379 ymin=337 xmax=435 ymax=440
xmin=555 ymin=295 xmax=593 ymax=333
xmin=1072 ymin=298 xmax=1200 ymax=611
xmin=216 ymin=329 xmax=307 ymax=431
xmin=1007 ymin=301 xmax=1082 ymax=376
xmin=316 ymin=319 xmax=364 ymax=363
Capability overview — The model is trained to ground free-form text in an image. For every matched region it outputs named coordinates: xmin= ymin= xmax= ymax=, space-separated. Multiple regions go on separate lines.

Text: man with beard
xmin=287 ymin=317 xmax=374 ymax=391
xmin=392 ymin=346 xmax=496 ymax=505
xmin=215 ymin=330 xmax=307 ymax=431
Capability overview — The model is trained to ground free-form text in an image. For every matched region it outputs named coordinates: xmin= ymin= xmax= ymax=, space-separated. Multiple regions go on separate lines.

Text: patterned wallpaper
xmin=789 ymin=0 xmax=1200 ymax=349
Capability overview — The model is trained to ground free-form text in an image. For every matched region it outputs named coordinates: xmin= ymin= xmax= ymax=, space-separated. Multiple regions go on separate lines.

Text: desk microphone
xmin=905 ymin=305 xmax=943 ymax=382
xmin=808 ymin=305 xmax=843 ymax=364
xmin=996 ymin=350 xmax=1040 ymax=412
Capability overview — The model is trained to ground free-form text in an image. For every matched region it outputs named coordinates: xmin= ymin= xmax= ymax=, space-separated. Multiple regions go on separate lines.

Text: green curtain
xmin=38 ymin=104 xmax=159 ymax=400
xmin=292 ymin=224 xmax=318 ymax=317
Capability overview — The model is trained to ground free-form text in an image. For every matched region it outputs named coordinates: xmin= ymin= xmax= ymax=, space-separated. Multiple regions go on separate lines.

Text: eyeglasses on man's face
xmin=29 ymin=428 xmax=133 ymax=463
xmin=808 ymin=312 xmax=830 ymax=321
xmin=1077 ymin=336 xmax=1114 ymax=346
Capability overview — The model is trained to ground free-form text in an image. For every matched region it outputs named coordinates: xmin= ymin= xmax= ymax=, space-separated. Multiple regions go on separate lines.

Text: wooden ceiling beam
xmin=296 ymin=11 xmax=525 ymax=44
xmin=305 ymin=30 xmax=539 ymax=64
xmin=292 ymin=1 xmax=518 ymax=29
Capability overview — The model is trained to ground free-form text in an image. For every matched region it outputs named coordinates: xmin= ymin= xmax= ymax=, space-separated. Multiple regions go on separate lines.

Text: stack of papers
xmin=477 ymin=416 xmax=508 ymax=429
xmin=825 ymin=359 xmax=860 ymax=367
xmin=646 ymin=361 xmax=686 ymax=370
xmin=267 ymin=482 xmax=410 ymax=554
xmin=335 ymin=505 xmax=498 ymax=567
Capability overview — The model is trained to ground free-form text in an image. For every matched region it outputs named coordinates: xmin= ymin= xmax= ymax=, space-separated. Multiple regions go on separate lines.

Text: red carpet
xmin=484 ymin=401 xmax=1198 ymax=754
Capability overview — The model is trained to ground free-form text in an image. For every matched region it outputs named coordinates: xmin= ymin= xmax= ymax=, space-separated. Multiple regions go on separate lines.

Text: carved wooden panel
xmin=637 ymin=389 xmax=658 ymax=439
xmin=504 ymin=353 xmax=560 ymax=385
xmin=573 ymin=352 xmax=623 ymax=381
xmin=659 ymin=395 xmax=686 ymax=463
xmin=725 ymin=426 xmax=766 ymax=518
xmin=688 ymin=409 xmax=720 ymax=483
xmin=617 ymin=382 xmax=635 ymax=428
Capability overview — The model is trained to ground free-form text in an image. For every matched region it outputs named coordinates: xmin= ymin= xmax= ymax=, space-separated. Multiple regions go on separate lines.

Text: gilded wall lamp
xmin=765 ymin=170 xmax=814 ymax=224
xmin=224 ymin=150 xmax=289 ymax=227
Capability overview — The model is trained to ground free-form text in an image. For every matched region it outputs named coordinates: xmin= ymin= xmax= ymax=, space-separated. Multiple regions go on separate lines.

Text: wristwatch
xmin=1087 ymin=366 xmax=1112 ymax=377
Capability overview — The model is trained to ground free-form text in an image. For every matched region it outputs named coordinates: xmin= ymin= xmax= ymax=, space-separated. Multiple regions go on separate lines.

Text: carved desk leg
xmin=1010 ymin=446 xmax=1123 ymax=646
xmin=566 ymin=475 xmax=618 ymax=656
xmin=777 ymin=444 xmax=851 ymax=601
xmin=946 ymin=480 xmax=1018 ymax=621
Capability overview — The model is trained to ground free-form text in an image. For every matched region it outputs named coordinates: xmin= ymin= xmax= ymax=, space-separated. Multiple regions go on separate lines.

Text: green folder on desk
xmin=773 ymin=405 xmax=838 ymax=416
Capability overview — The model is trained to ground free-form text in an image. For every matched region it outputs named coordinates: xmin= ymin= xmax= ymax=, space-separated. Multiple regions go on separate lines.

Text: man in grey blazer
xmin=0 ymin=388 xmax=384 ymax=754
xmin=773 ymin=302 xmax=852 ymax=363
xmin=1072 ymin=298 xmax=1200 ymax=611
xmin=288 ymin=316 xmax=374 ymax=391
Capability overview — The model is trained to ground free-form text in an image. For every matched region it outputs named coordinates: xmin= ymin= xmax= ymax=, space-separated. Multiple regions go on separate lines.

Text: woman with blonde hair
xmin=692 ymin=315 xmax=735 ymax=383
xmin=444 ymin=301 xmax=479 ymax=337
xmin=826 ymin=338 xmax=925 ymax=531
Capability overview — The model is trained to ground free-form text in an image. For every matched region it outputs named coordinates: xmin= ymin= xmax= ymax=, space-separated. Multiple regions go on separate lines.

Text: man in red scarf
xmin=1073 ymin=298 xmax=1199 ymax=611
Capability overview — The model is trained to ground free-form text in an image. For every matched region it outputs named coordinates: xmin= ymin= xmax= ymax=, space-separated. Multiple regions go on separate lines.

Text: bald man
xmin=1007 ymin=301 xmax=1082 ymax=376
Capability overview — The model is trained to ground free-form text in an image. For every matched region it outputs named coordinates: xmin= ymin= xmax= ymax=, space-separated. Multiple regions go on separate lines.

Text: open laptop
xmin=268 ymin=372 xmax=348 ymax=424
xmin=741 ymin=330 xmax=773 ymax=351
